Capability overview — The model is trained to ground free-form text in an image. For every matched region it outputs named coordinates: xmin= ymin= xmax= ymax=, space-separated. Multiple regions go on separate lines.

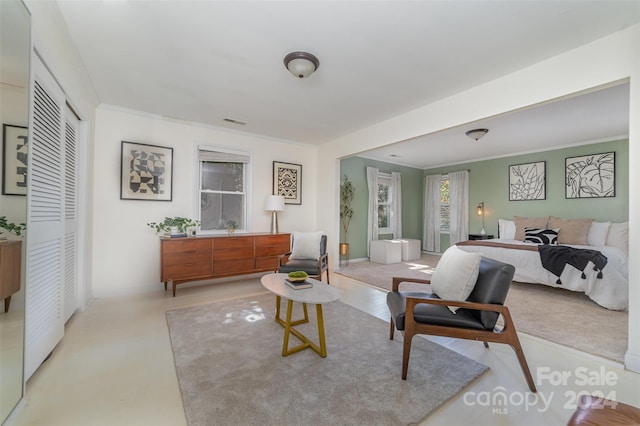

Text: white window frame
xmin=377 ymin=173 xmax=393 ymax=235
xmin=440 ymin=175 xmax=450 ymax=233
xmin=196 ymin=145 xmax=251 ymax=234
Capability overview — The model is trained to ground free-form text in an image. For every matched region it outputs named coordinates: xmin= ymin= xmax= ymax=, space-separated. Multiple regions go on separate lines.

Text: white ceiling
xmin=55 ymin=0 xmax=639 ymax=168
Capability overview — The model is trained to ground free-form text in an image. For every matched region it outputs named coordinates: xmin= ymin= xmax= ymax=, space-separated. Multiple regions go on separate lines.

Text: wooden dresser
xmin=160 ymin=233 xmax=290 ymax=296
xmin=0 ymin=240 xmax=22 ymax=312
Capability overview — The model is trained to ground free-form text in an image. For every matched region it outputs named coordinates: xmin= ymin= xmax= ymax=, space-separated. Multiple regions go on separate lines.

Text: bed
xmin=456 ymin=217 xmax=629 ymax=311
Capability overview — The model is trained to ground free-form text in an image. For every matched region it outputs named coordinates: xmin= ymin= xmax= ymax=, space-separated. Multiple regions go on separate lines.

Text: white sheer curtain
xmin=449 ymin=170 xmax=469 ymax=245
xmin=366 ymin=166 xmax=379 ymax=256
xmin=391 ymin=171 xmax=402 ymax=239
xmin=423 ymin=174 xmax=441 ymax=252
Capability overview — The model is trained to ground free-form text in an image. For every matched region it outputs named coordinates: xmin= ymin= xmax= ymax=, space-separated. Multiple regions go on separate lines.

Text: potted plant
xmin=147 ymin=217 xmax=200 ymax=236
xmin=0 ymin=216 xmax=26 ymax=239
xmin=339 ymin=175 xmax=355 ymax=261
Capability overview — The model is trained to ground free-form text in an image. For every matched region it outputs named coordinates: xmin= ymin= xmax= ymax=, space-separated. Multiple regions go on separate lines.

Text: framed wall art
xmin=565 ymin=151 xmax=615 ymax=199
xmin=120 ymin=141 xmax=173 ymax=201
xmin=508 ymin=161 xmax=546 ymax=201
xmin=2 ymin=124 xmax=28 ymax=196
xmin=273 ymin=161 xmax=301 ymax=205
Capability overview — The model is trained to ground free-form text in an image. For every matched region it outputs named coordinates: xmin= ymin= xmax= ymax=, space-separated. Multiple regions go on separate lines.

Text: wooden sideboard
xmin=0 ymin=240 xmax=22 ymax=313
xmin=160 ymin=233 xmax=290 ymax=296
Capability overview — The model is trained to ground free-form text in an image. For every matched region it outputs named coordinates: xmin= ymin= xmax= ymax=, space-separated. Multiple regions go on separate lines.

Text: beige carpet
xmin=166 ymin=293 xmax=488 ymax=426
xmin=336 ymin=255 xmax=628 ymax=363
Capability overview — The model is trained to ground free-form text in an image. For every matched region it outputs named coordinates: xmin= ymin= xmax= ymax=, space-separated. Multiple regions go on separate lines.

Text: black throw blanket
xmin=538 ymin=245 xmax=608 ymax=285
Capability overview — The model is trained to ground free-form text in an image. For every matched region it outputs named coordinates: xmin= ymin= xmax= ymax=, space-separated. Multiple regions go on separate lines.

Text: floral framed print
xmin=120 ymin=141 xmax=173 ymax=201
xmin=565 ymin=152 xmax=615 ymax=199
xmin=2 ymin=124 xmax=28 ymax=196
xmin=273 ymin=161 xmax=301 ymax=205
xmin=508 ymin=161 xmax=546 ymax=201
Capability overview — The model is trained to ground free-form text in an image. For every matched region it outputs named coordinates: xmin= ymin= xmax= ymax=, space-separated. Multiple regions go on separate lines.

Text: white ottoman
xmin=397 ymin=239 xmax=421 ymax=261
xmin=369 ymin=240 xmax=402 ymax=264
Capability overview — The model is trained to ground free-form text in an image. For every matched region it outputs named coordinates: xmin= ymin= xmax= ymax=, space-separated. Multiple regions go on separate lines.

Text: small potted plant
xmin=147 ymin=217 xmax=200 ymax=236
xmin=0 ymin=216 xmax=26 ymax=239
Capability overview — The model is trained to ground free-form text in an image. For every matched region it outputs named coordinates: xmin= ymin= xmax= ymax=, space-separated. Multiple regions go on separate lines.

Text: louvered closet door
xmin=25 ymin=56 xmax=66 ymax=380
xmin=63 ymin=112 xmax=79 ymax=322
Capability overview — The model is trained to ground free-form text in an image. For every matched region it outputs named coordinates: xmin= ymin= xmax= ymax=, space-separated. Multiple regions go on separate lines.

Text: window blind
xmin=198 ymin=149 xmax=249 ymax=163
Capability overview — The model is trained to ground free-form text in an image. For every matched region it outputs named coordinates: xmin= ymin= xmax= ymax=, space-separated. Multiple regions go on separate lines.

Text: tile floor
xmin=11 ymin=273 xmax=640 ymax=426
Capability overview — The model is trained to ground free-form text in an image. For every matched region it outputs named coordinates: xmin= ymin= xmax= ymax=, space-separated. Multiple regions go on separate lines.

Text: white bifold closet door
xmin=63 ymin=111 xmax=79 ymax=322
xmin=24 ymin=55 xmax=67 ymax=379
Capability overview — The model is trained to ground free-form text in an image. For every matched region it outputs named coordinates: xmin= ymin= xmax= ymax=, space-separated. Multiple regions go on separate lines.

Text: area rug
xmin=336 ymin=255 xmax=628 ymax=363
xmin=166 ymin=293 xmax=488 ymax=426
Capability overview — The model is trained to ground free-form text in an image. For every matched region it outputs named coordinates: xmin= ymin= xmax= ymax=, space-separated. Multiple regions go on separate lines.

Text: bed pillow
xmin=524 ymin=227 xmax=559 ymax=245
xmin=290 ymin=231 xmax=323 ymax=260
xmin=587 ymin=221 xmax=611 ymax=246
xmin=548 ymin=217 xmax=593 ymax=245
xmin=514 ymin=216 xmax=549 ymax=241
xmin=606 ymin=222 xmax=629 ymax=252
xmin=430 ymin=246 xmax=481 ymax=313
xmin=498 ymin=219 xmax=516 ymax=239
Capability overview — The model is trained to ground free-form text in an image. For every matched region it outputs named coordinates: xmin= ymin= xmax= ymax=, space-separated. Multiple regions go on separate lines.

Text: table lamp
xmin=265 ymin=195 xmax=285 ymax=234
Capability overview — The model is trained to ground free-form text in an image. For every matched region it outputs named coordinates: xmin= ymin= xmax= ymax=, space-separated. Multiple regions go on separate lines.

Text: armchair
xmin=386 ymin=256 xmax=536 ymax=392
xmin=278 ymin=233 xmax=330 ymax=284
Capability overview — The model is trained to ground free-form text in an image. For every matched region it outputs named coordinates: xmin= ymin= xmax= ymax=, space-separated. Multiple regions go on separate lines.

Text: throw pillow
xmin=524 ymin=227 xmax=559 ymax=245
xmin=587 ymin=221 xmax=611 ymax=247
xmin=548 ymin=217 xmax=593 ymax=245
xmin=606 ymin=222 xmax=629 ymax=252
xmin=430 ymin=246 xmax=481 ymax=313
xmin=290 ymin=231 xmax=323 ymax=260
xmin=498 ymin=219 xmax=516 ymax=239
xmin=514 ymin=216 xmax=549 ymax=241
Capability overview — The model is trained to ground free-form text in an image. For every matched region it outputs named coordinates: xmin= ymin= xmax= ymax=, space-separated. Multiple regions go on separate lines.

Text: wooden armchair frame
xmin=389 ymin=277 xmax=536 ymax=392
xmin=278 ymin=251 xmax=330 ymax=284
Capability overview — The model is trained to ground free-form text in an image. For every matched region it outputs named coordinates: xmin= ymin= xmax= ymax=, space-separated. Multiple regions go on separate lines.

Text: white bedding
xmin=458 ymin=239 xmax=628 ymax=311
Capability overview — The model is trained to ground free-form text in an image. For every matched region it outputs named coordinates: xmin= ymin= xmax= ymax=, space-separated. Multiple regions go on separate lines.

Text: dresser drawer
xmin=255 ymin=234 xmax=290 ymax=257
xmin=214 ymin=236 xmax=254 ymax=249
xmin=255 ymin=255 xmax=280 ymax=270
xmin=214 ymin=258 xmax=254 ymax=274
xmin=214 ymin=247 xmax=254 ymax=261
xmin=161 ymin=239 xmax=213 ymax=280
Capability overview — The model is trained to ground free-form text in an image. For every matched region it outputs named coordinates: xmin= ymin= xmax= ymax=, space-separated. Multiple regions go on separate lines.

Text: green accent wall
xmin=340 ymin=139 xmax=628 ymax=257
xmin=425 ymin=139 xmax=628 ymax=251
xmin=339 ymin=157 xmax=424 ymax=259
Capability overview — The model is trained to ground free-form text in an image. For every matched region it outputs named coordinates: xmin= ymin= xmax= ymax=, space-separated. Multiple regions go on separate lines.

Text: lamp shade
xmin=264 ymin=195 xmax=285 ymax=211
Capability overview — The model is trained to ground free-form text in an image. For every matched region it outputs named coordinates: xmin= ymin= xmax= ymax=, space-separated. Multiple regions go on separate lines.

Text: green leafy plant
xmin=340 ymin=175 xmax=355 ymax=242
xmin=147 ymin=217 xmax=200 ymax=234
xmin=0 ymin=216 xmax=26 ymax=237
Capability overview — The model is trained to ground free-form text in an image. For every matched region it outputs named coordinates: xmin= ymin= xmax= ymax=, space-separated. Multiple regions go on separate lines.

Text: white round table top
xmin=261 ymin=273 xmax=340 ymax=304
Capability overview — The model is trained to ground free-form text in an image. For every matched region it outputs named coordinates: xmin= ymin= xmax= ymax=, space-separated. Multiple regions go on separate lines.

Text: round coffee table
xmin=261 ymin=273 xmax=340 ymax=358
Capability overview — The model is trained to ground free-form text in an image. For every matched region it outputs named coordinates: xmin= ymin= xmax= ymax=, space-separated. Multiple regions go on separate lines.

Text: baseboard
xmin=624 ymin=350 xmax=640 ymax=373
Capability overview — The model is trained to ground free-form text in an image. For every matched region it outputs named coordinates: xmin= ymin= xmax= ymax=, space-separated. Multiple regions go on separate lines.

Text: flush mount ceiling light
xmin=465 ymin=128 xmax=489 ymax=141
xmin=284 ymin=51 xmax=320 ymax=79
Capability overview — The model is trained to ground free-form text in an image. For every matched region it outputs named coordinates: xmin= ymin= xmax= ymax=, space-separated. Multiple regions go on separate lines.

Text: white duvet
xmin=458 ymin=239 xmax=628 ymax=311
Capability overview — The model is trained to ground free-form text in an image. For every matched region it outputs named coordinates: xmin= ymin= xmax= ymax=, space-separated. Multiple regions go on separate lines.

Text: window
xmin=198 ymin=148 xmax=249 ymax=232
xmin=377 ymin=174 xmax=393 ymax=234
xmin=440 ymin=176 xmax=450 ymax=232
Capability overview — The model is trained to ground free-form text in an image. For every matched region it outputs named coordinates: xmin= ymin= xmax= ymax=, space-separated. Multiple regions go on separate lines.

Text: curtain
xmin=366 ymin=166 xmax=379 ymax=256
xmin=423 ymin=174 xmax=441 ymax=252
xmin=449 ymin=170 xmax=469 ymax=245
xmin=391 ymin=172 xmax=402 ymax=239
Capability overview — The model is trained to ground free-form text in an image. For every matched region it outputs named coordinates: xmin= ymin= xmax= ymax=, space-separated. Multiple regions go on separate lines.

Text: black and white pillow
xmin=524 ymin=227 xmax=559 ymax=245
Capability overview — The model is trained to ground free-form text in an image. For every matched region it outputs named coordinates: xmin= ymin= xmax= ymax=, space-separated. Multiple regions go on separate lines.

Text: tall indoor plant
xmin=339 ymin=175 xmax=355 ymax=262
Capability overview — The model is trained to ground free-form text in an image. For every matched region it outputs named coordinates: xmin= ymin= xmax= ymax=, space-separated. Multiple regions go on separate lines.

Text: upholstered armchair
xmin=386 ymin=248 xmax=536 ymax=392
xmin=278 ymin=232 xmax=329 ymax=284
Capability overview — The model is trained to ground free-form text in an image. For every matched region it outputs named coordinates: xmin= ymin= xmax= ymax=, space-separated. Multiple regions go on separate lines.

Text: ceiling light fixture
xmin=284 ymin=51 xmax=320 ymax=79
xmin=465 ymin=128 xmax=489 ymax=141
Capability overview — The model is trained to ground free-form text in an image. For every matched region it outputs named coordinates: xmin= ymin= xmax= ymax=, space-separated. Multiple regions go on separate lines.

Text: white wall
xmin=91 ymin=106 xmax=319 ymax=297
xmin=317 ymin=25 xmax=640 ymax=372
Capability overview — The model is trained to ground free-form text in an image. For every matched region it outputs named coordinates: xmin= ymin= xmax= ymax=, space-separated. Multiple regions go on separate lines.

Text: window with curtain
xmin=440 ymin=176 xmax=450 ymax=232
xmin=198 ymin=148 xmax=250 ymax=232
xmin=377 ymin=174 xmax=392 ymax=234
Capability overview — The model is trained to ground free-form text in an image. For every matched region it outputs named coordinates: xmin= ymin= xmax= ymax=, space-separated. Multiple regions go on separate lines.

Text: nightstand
xmin=468 ymin=234 xmax=494 ymax=240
